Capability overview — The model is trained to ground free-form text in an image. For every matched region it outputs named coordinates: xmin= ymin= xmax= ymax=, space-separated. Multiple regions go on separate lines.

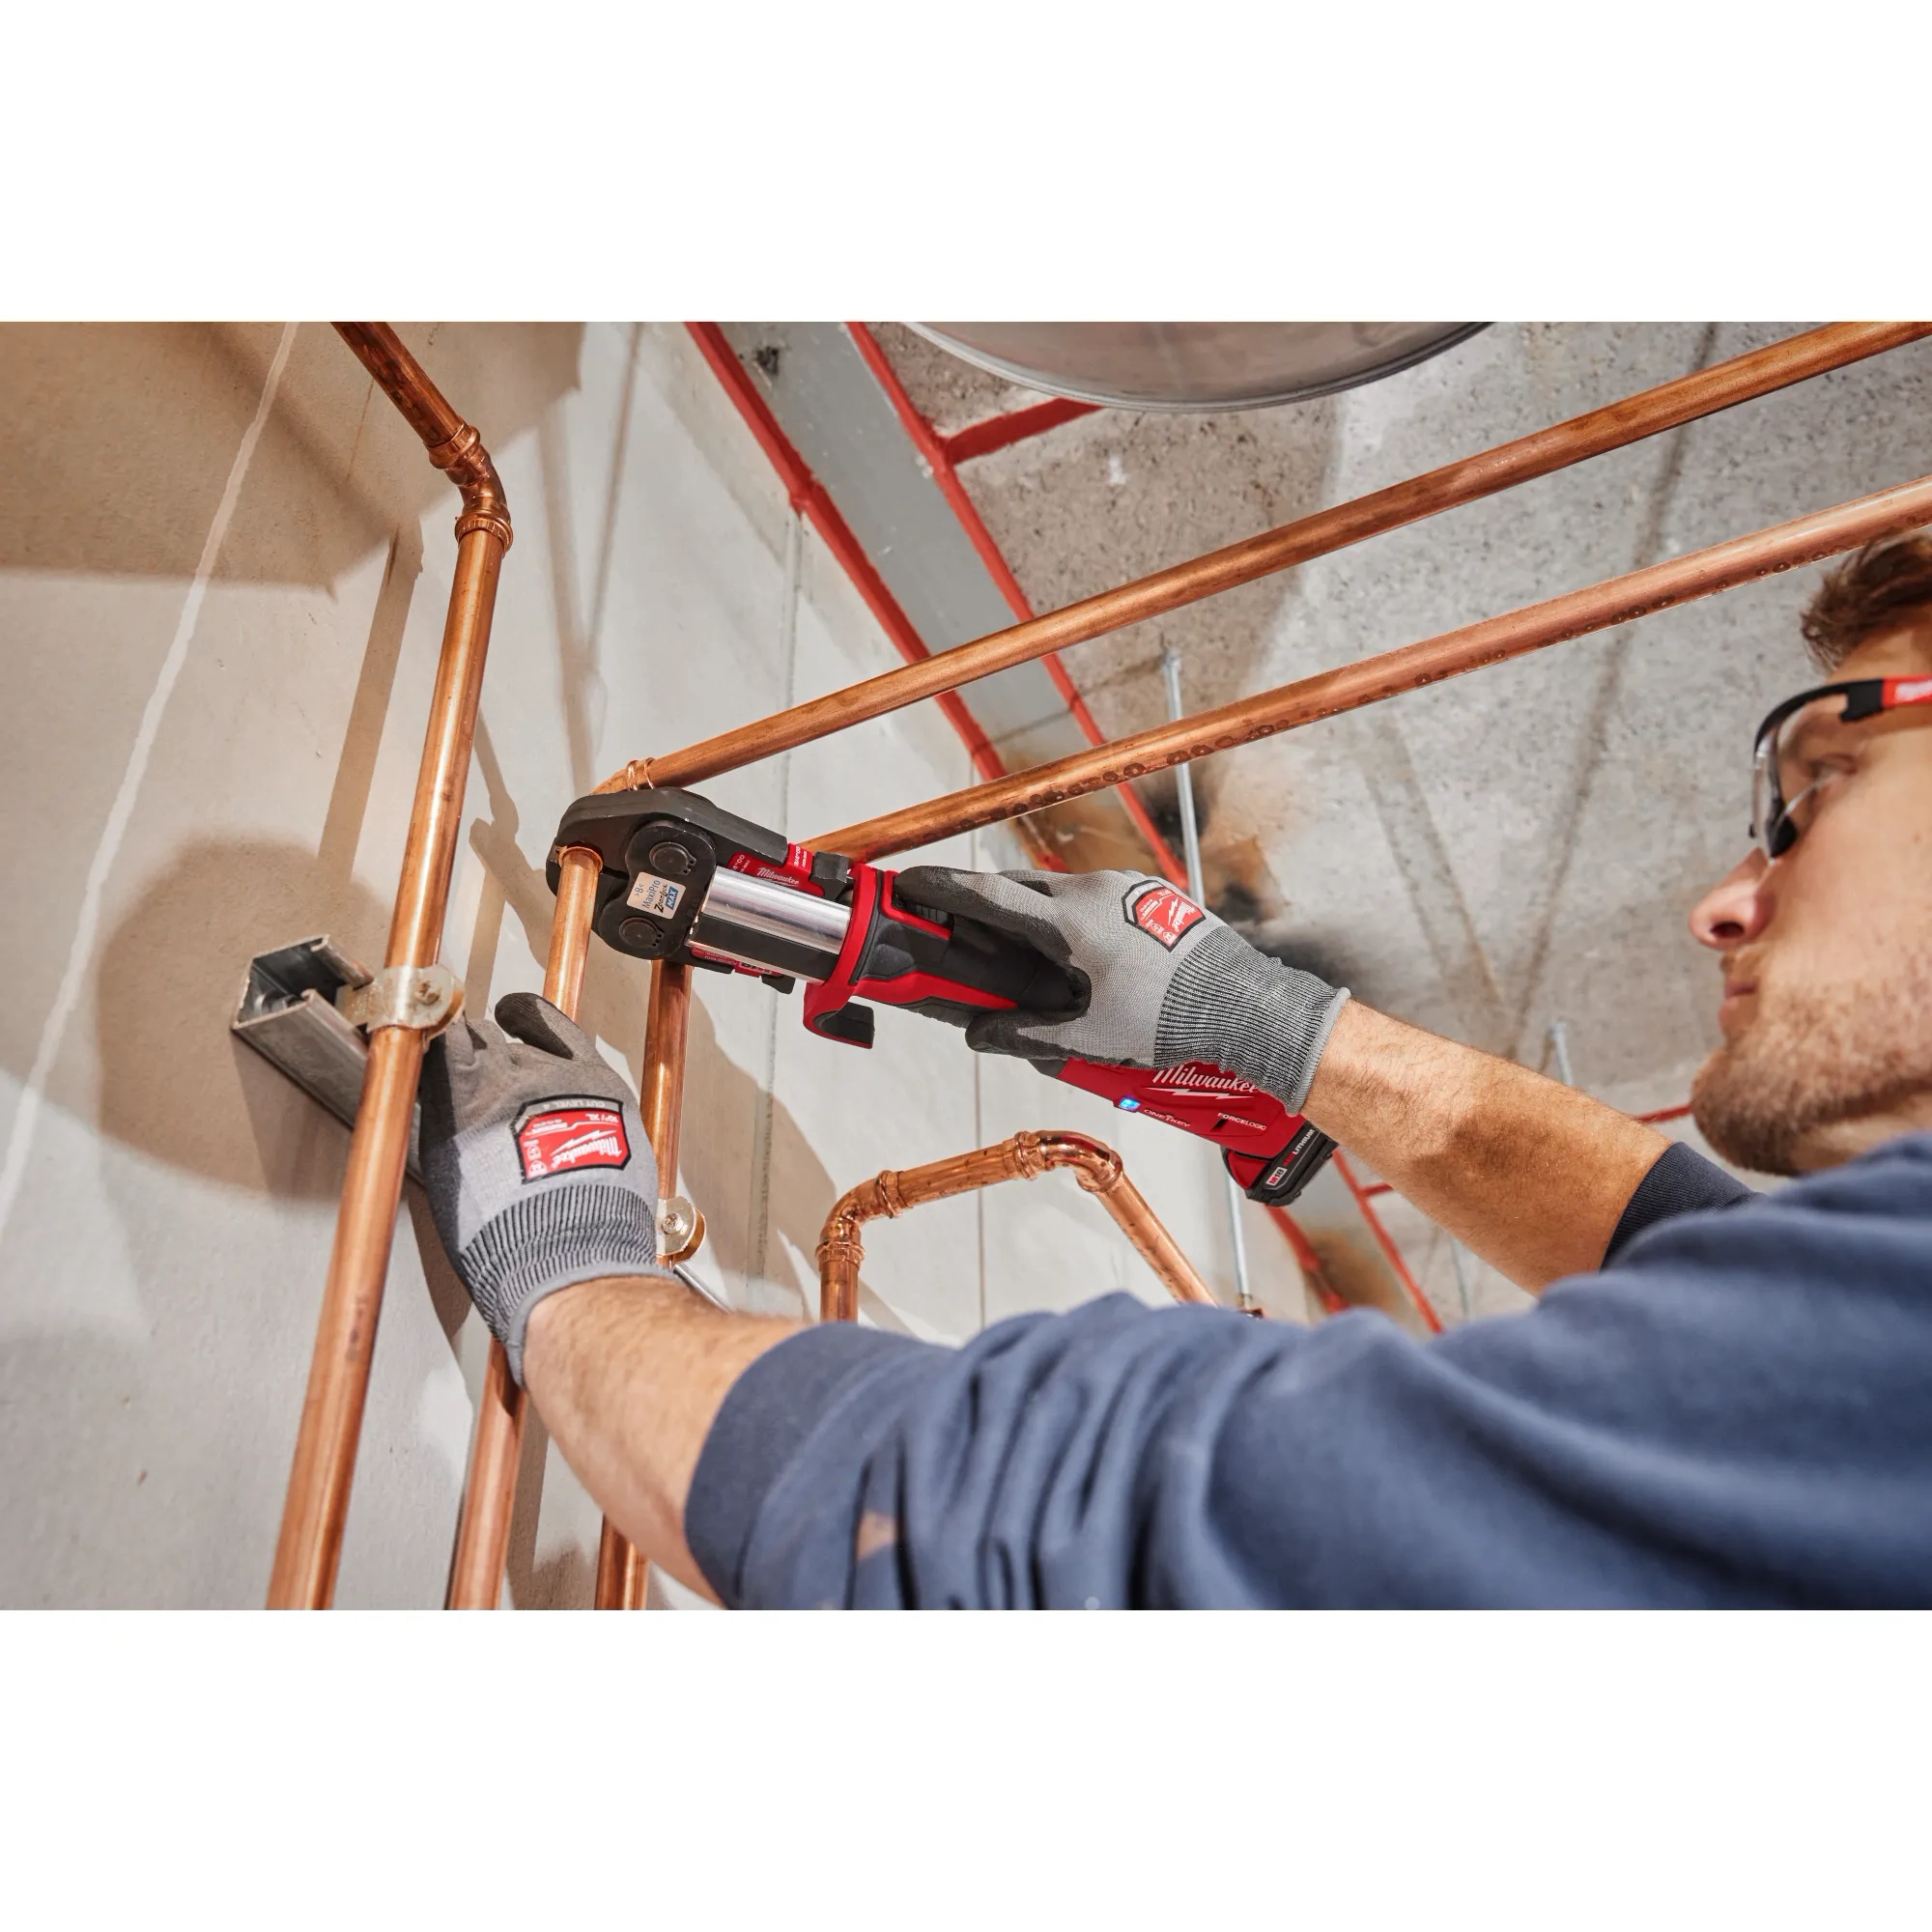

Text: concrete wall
xmin=0 ymin=323 xmax=1252 ymax=1609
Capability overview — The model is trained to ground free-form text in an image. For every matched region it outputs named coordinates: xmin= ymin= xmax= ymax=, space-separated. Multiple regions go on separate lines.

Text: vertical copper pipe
xmin=1053 ymin=1136 xmax=1219 ymax=1308
xmin=594 ymin=958 xmax=691 ymax=1609
xmin=268 ymin=1024 xmax=427 ymax=1606
xmin=269 ymin=327 xmax=511 ymax=1609
xmin=269 ymin=529 xmax=504 ymax=1606
xmin=542 ymin=848 xmax=603 ymax=1018
xmin=817 ymin=1130 xmax=1216 ymax=1322
xmin=445 ymin=845 xmax=603 ymax=1609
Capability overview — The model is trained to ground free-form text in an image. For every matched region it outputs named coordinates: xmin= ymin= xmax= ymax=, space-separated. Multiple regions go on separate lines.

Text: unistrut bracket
xmin=230 ymin=936 xmax=431 ymax=1181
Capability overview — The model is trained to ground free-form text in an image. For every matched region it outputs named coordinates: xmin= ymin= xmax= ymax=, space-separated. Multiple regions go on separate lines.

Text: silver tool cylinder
xmin=690 ymin=867 xmax=851 ymax=981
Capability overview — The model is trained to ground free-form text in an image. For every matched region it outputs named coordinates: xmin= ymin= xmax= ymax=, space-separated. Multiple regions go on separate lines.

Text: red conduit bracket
xmin=939 ymin=395 xmax=1101 ymax=467
xmin=846 ymin=323 xmax=1191 ymax=890
xmin=1341 ymin=1095 xmax=1693 ymax=1308
xmin=685 ymin=323 xmax=1009 ymax=791
xmin=1333 ymin=1149 xmax=1443 ymax=1335
xmin=1264 ymin=1205 xmax=1350 ymax=1318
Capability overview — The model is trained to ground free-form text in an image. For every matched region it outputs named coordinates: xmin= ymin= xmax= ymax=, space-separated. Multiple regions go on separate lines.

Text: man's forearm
xmin=522 ymin=1277 xmax=802 ymax=1600
xmin=1301 ymin=1002 xmax=1671 ymax=1291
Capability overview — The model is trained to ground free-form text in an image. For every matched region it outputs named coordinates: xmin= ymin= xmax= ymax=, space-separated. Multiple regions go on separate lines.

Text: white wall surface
xmin=0 ymin=323 xmax=1257 ymax=1609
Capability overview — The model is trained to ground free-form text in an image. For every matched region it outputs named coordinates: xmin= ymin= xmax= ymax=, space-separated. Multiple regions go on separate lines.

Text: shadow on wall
xmin=0 ymin=322 xmax=585 ymax=588
xmin=677 ymin=992 xmax=851 ymax=1327
xmin=96 ymin=836 xmax=397 ymax=1199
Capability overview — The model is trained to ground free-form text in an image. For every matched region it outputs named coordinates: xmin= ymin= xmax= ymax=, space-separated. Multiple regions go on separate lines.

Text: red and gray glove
xmin=418 ymin=993 xmax=666 ymax=1382
xmin=895 ymin=867 xmax=1350 ymax=1112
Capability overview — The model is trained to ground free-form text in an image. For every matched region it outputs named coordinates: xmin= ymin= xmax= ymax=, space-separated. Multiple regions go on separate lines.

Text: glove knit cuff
xmin=1154 ymin=925 xmax=1350 ymax=1111
xmin=460 ymin=1183 xmax=667 ymax=1383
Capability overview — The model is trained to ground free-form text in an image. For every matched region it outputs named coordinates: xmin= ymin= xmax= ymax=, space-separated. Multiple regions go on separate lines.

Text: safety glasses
xmin=1751 ymin=674 xmax=1932 ymax=858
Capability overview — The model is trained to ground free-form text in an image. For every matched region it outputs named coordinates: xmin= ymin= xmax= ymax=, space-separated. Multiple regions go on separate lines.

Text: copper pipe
xmin=817 ymin=1129 xmax=1216 ymax=1323
xmin=268 ymin=326 xmax=512 ymax=1609
xmin=594 ymin=958 xmax=692 ymax=1609
xmin=543 ymin=846 xmax=603 ymax=1014
xmin=445 ymin=845 xmax=602 ymax=1609
xmin=332 ymin=325 xmax=513 ymax=554
xmin=814 ymin=469 xmax=1932 ymax=861
xmin=603 ymin=322 xmax=1928 ymax=796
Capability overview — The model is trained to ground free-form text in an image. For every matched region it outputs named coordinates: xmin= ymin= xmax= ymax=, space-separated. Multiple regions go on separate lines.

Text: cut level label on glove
xmin=514 ymin=1101 xmax=633 ymax=1180
xmin=626 ymin=873 xmax=687 ymax=918
xmin=1122 ymin=881 xmax=1206 ymax=950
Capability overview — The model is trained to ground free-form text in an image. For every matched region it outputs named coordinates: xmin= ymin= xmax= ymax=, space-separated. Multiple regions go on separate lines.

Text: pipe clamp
xmin=335 ymin=963 xmax=462 ymax=1036
xmin=658 ymin=1196 xmax=704 ymax=1264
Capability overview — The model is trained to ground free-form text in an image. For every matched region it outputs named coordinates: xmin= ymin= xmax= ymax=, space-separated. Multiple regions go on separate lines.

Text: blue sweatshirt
xmin=685 ymin=1136 xmax=1932 ymax=1606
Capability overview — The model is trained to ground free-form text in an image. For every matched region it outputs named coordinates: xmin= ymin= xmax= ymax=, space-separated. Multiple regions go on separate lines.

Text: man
xmin=419 ymin=537 xmax=1932 ymax=1606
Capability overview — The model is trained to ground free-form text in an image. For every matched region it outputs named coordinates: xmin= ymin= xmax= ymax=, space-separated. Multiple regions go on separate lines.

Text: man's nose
xmin=1690 ymin=851 xmax=1772 ymax=951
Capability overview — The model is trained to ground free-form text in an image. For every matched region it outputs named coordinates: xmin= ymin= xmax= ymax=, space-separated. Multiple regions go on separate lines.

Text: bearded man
xmin=419 ymin=537 xmax=1932 ymax=1606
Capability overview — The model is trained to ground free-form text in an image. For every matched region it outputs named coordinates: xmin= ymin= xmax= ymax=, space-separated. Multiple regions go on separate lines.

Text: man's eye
xmin=1803 ymin=755 xmax=1857 ymax=787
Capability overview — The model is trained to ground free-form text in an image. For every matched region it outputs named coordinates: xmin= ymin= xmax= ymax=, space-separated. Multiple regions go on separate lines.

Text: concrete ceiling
xmin=713 ymin=319 xmax=1932 ymax=1129
xmin=863 ymin=322 xmax=1932 ymax=1108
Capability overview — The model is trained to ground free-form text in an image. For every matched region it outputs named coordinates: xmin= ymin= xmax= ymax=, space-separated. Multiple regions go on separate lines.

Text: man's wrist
xmin=1159 ymin=927 xmax=1350 ymax=1109
xmin=522 ymin=1269 xmax=695 ymax=1391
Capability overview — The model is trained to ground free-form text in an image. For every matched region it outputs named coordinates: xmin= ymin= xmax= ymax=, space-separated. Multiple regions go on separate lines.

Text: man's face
xmin=1688 ymin=618 xmax=1932 ymax=1175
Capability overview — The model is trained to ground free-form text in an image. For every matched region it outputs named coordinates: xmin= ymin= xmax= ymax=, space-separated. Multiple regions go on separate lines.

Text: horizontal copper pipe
xmin=817 ymin=1129 xmax=1217 ymax=1323
xmin=814 ymin=469 xmax=1932 ymax=860
xmin=605 ymin=322 xmax=1928 ymax=796
xmin=594 ymin=958 xmax=693 ymax=1610
xmin=270 ymin=327 xmax=512 ymax=1609
xmin=446 ymin=844 xmax=603 ymax=1610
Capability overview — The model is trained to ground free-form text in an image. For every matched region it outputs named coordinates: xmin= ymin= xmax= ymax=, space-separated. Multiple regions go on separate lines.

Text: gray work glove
xmin=896 ymin=867 xmax=1350 ymax=1111
xmin=418 ymin=992 xmax=665 ymax=1383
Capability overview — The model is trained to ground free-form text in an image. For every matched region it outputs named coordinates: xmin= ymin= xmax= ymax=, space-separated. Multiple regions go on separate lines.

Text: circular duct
xmin=906 ymin=322 xmax=1487 ymax=412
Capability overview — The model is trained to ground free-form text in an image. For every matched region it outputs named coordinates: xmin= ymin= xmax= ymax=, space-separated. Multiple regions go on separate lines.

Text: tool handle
xmin=1047 ymin=1057 xmax=1336 ymax=1208
xmin=815 ymin=865 xmax=1337 ymax=1206
xmin=804 ymin=865 xmax=1077 ymax=1044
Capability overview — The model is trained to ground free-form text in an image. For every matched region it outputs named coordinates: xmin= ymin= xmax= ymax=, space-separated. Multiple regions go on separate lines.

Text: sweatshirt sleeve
xmin=1602 ymin=1138 xmax=1754 ymax=1264
xmin=683 ymin=1141 xmax=1932 ymax=1609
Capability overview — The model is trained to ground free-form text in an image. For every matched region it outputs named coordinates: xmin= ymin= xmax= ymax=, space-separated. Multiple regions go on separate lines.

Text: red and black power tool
xmin=549 ymin=788 xmax=1336 ymax=1208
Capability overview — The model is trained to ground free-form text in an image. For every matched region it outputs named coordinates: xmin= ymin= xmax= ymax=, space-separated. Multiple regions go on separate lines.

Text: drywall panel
xmin=0 ymin=322 xmax=1230 ymax=1607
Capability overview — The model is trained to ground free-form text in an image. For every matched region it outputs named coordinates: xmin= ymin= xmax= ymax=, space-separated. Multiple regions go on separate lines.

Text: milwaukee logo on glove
xmin=1122 ymin=881 xmax=1206 ymax=950
xmin=514 ymin=1101 xmax=633 ymax=1180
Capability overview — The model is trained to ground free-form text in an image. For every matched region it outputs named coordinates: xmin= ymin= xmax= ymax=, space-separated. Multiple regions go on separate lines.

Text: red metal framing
xmin=696 ymin=322 xmax=1698 ymax=1333
xmin=1264 ymin=1206 xmax=1350 ymax=1317
xmin=1333 ymin=1150 xmax=1444 ymax=1335
xmin=686 ymin=323 xmax=1008 ymax=789
xmin=939 ymin=395 xmax=1101 ymax=467
xmin=846 ymin=322 xmax=1439 ymax=1317
xmin=846 ymin=323 xmax=1190 ymax=887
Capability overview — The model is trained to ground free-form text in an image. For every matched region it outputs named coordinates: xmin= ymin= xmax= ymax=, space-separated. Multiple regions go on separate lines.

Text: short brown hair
xmin=1801 ymin=535 xmax=1932 ymax=672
